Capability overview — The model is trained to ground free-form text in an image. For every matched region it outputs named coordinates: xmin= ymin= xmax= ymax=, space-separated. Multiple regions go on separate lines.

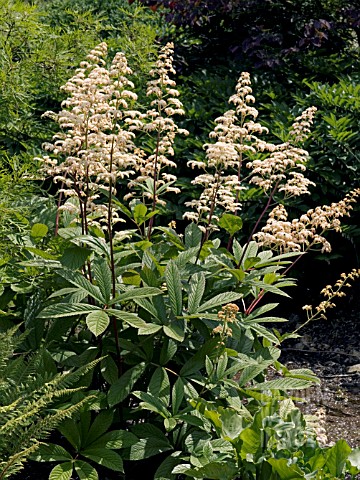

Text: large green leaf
xmin=267 ymin=458 xmax=305 ymax=479
xmin=93 ymin=258 xmax=112 ymax=304
xmin=148 ymin=367 xmax=170 ymax=407
xmin=250 ymin=378 xmax=314 ymax=390
xmin=248 ymin=324 xmax=279 ymax=344
xmin=218 ymin=213 xmax=243 ymax=236
xmin=132 ymin=391 xmax=170 ymax=418
xmin=172 ymin=377 xmax=185 ymax=415
xmin=154 ymin=451 xmax=182 ymax=480
xmin=69 ymin=234 xmax=110 ymax=258
xmin=174 ymin=247 xmax=198 ymax=268
xmin=163 ymin=319 xmax=185 ymax=342
xmin=38 ymin=303 xmax=101 ymax=318
xmin=86 ymin=310 xmax=110 ymax=336
xmin=184 ymin=223 xmax=202 ymax=249
xmin=220 ymin=409 xmax=245 ymax=440
xmin=58 ymin=269 xmax=105 ymax=304
xmin=31 ymin=443 xmax=72 ymax=462
xmin=165 ymin=261 xmax=183 ymax=316
xmin=59 ymin=419 xmax=81 ymax=450
xmin=128 ymin=428 xmax=172 ymax=461
xmin=111 ymin=287 xmax=162 ymax=304
xmin=74 ymin=461 xmax=98 ymax=480
xmin=133 ymin=203 xmax=147 ymax=226
xmin=188 ymin=272 xmax=205 ymax=314
xmin=85 ymin=410 xmax=114 ymax=446
xmin=239 ymin=363 xmax=270 ymax=387
xmin=31 ymin=223 xmax=48 ymax=239
xmin=197 ymin=292 xmax=243 ymax=313
xmin=134 ymin=297 xmax=161 ymax=320
xmin=324 ymin=439 xmax=352 ymax=477
xmin=60 ymin=246 xmax=91 ymax=270
xmin=100 ymin=356 xmax=118 ymax=385
xmin=159 ymin=338 xmax=178 ymax=365
xmin=89 ymin=430 xmax=138 ymax=450
xmin=108 ymin=363 xmax=146 ymax=407
xmin=49 ymin=462 xmax=73 ymax=480
xmin=82 ymin=447 xmax=124 ymax=472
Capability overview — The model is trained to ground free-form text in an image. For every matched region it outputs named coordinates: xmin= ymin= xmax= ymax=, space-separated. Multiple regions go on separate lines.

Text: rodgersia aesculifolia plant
xmin=39 ymin=42 xmax=188 ymax=239
xmin=31 ymin=42 xmax=360 ymax=479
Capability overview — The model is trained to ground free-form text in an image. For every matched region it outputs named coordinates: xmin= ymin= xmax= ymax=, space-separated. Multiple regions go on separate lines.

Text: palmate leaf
xmin=86 ymin=311 xmax=110 ymax=337
xmin=165 ymin=261 xmax=183 ymax=316
xmin=85 ymin=410 xmax=114 ymax=446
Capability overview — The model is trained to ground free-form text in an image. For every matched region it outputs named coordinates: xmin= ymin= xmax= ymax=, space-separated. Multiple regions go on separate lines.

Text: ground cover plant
xmin=0 ymin=39 xmax=360 ymax=480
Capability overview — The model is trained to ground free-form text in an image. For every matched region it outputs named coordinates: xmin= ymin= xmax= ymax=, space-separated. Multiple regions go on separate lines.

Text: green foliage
xmin=0 ymin=326 xmax=99 ymax=479
xmin=32 ymin=411 xmax=138 ymax=479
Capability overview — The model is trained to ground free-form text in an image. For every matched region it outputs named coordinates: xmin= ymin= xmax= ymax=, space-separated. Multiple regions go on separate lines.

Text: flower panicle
xmin=184 ymin=72 xmax=268 ymax=229
xmin=254 ymin=188 xmax=360 ymax=253
xmin=212 ymin=303 xmax=240 ymax=340
xmin=301 ymin=268 xmax=360 ymax=326
xmin=36 ymin=41 xmax=143 ymax=230
xmin=127 ymin=42 xmax=189 ymax=206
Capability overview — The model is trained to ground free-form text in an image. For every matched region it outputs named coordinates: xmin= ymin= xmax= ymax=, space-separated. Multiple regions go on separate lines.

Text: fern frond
xmin=0 ymin=327 xmax=101 ymax=479
xmin=0 ymin=441 xmax=40 ymax=480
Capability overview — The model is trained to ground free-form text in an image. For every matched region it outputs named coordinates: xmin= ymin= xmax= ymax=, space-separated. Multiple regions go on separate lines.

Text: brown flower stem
xmin=227 ymin=141 xmax=243 ymax=252
xmin=245 ymin=289 xmax=265 ymax=315
xmin=55 ymin=180 xmax=65 ymax=236
xmin=107 ymin=134 xmax=122 ymax=374
xmin=195 ymin=174 xmax=221 ymax=263
xmin=147 ymin=114 xmax=162 ymax=241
